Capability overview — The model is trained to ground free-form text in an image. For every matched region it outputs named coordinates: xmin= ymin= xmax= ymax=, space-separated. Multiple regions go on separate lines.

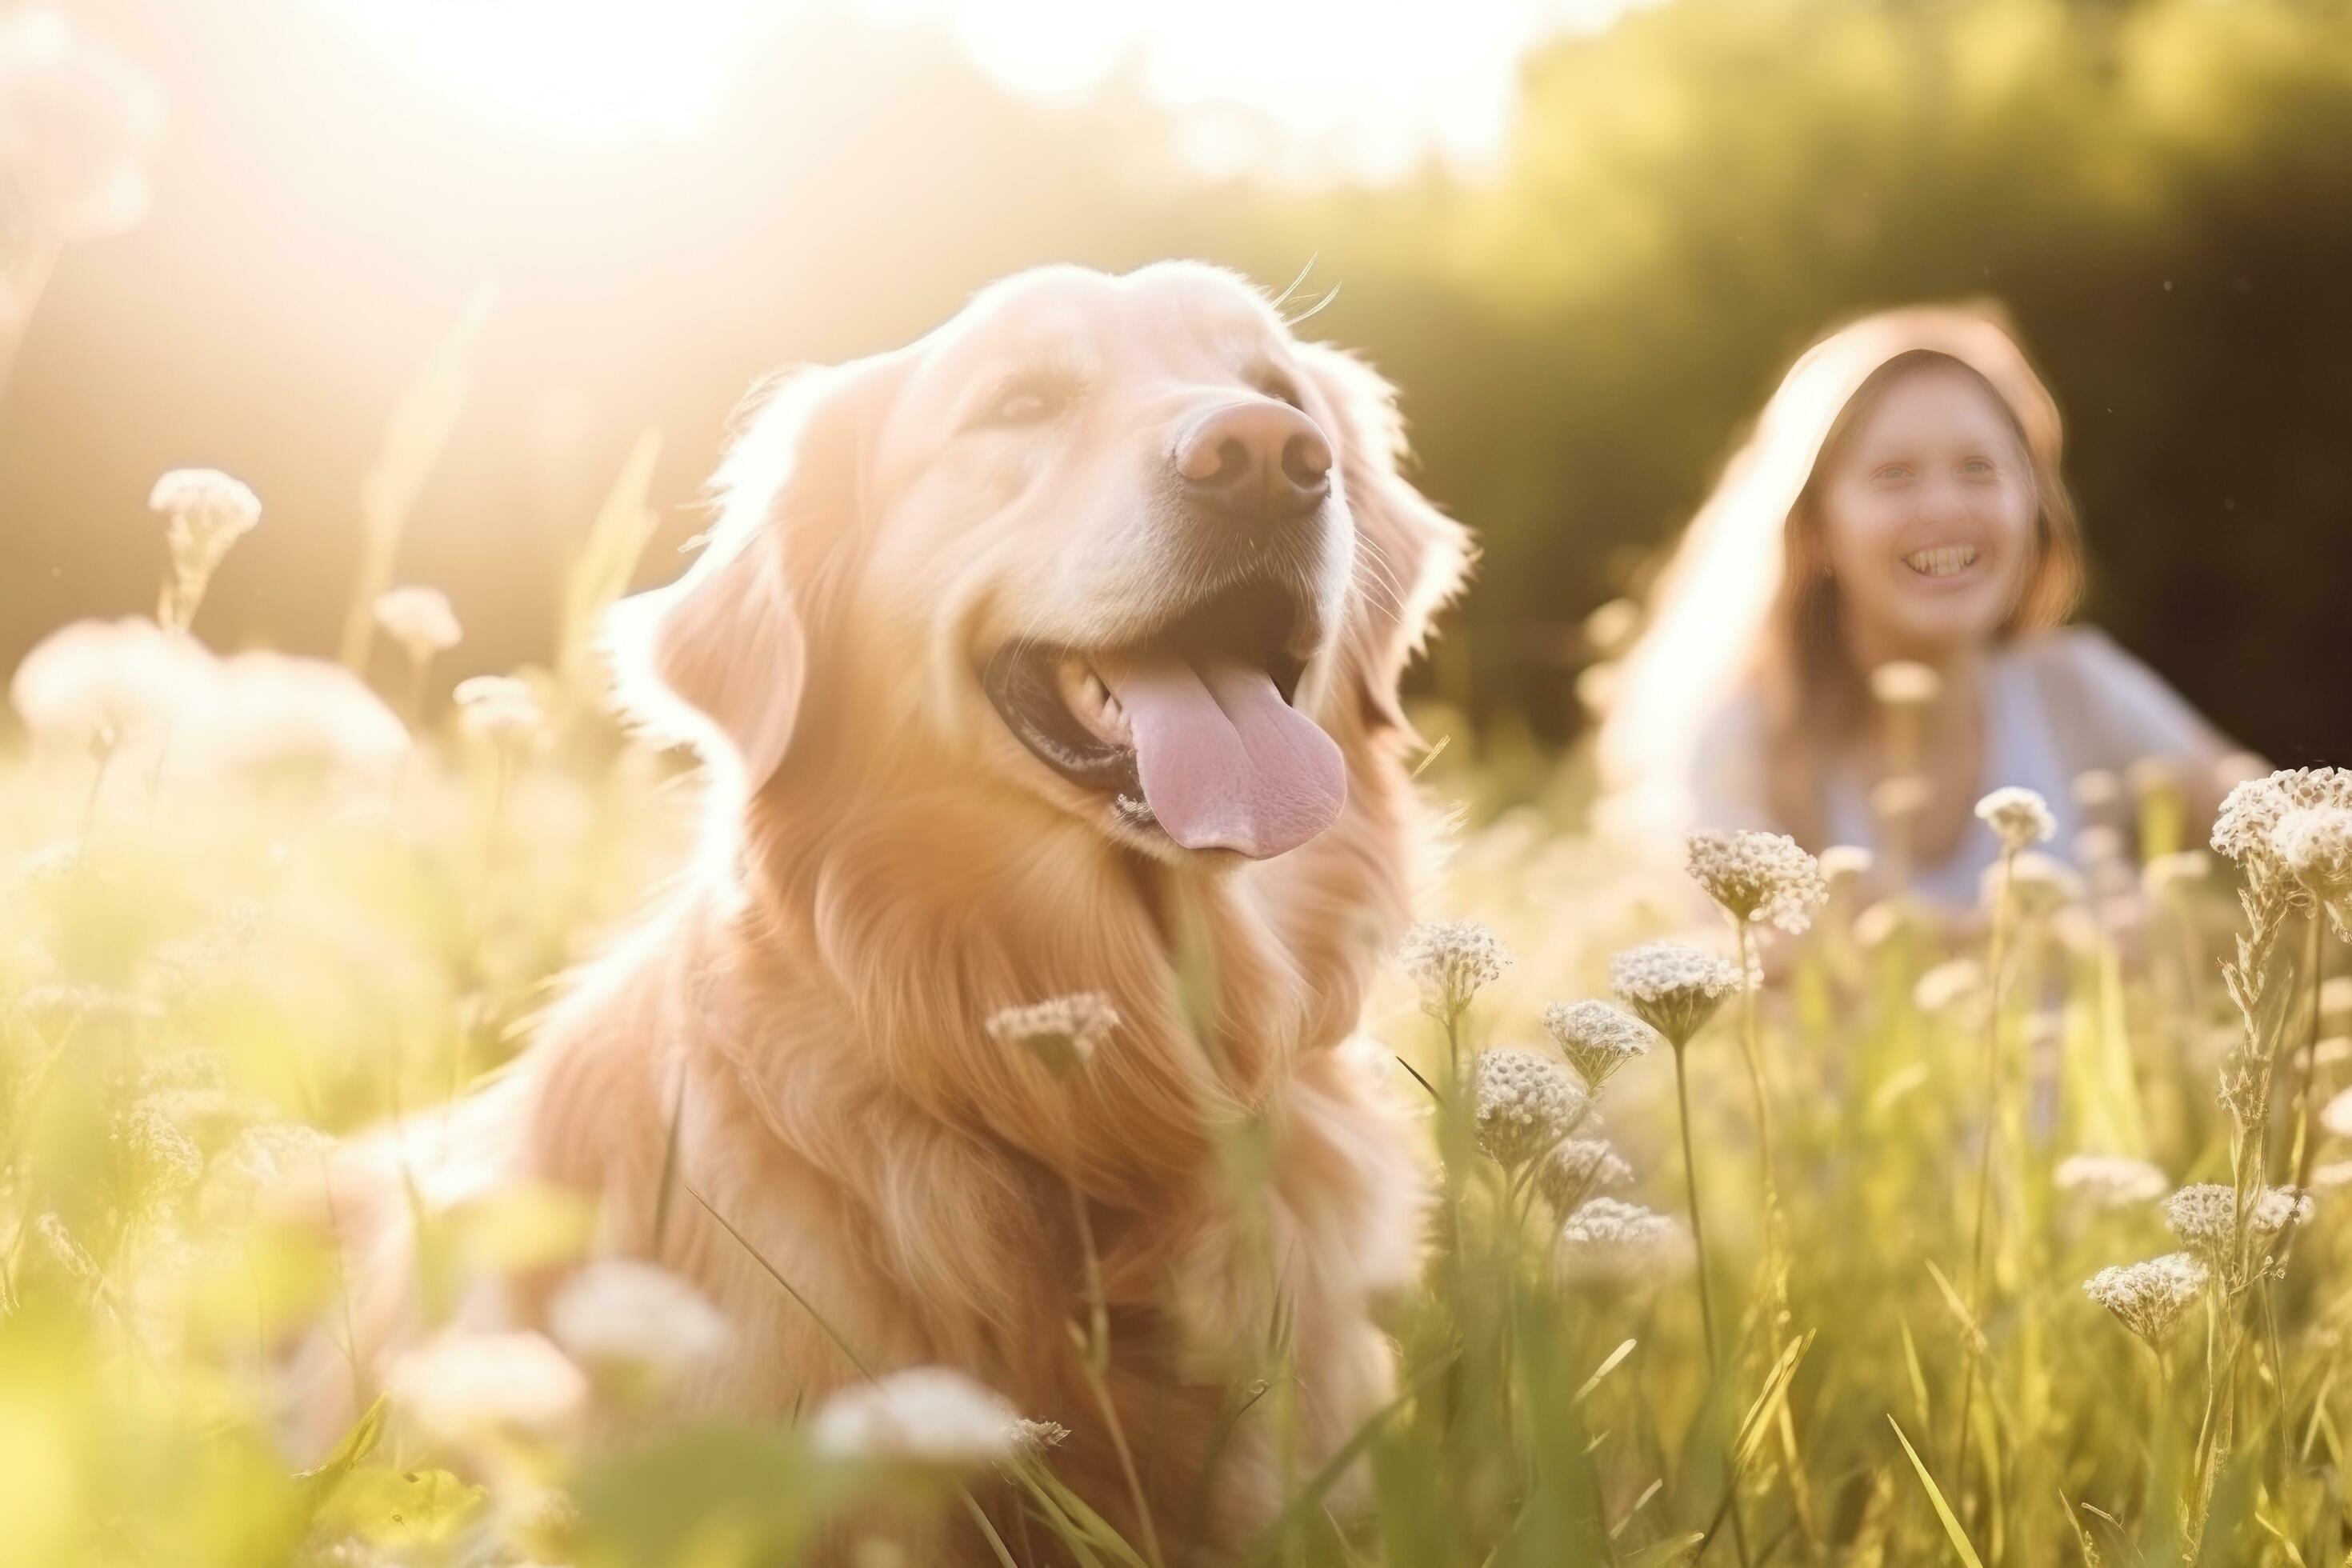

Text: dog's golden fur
xmin=309 ymin=262 xmax=1472 ymax=1562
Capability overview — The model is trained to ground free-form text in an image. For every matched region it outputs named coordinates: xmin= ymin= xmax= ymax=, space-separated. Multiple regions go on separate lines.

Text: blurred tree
xmin=1261 ymin=0 xmax=2352 ymax=762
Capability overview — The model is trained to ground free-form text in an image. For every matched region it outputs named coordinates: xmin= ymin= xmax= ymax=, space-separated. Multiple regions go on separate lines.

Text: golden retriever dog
xmin=308 ymin=260 xmax=1471 ymax=1562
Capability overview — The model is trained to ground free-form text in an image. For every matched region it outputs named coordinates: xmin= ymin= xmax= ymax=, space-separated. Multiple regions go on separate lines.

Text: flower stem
xmin=1064 ymin=1170 xmax=1110 ymax=1379
xmin=1733 ymin=921 xmax=1778 ymax=1208
xmin=1062 ymin=1141 xmax=1162 ymax=1568
xmin=75 ymin=743 xmax=114 ymax=862
xmin=2187 ymin=884 xmax=2292 ymax=1552
xmin=1671 ymin=1039 xmax=1752 ymax=1568
xmin=1954 ymin=845 xmax=2015 ymax=1508
xmin=1733 ymin=917 xmax=1798 ymax=1532
xmin=1673 ymin=1045 xmax=1721 ymax=1378
xmin=2288 ymin=914 xmax=2325 ymax=1193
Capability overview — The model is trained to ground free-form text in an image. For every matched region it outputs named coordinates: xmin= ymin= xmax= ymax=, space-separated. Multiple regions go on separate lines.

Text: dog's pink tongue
xmin=1098 ymin=647 xmax=1345 ymax=859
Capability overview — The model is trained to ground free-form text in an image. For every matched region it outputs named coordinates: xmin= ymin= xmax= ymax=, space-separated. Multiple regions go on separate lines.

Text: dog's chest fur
xmin=515 ymin=770 xmax=1428 ymax=1555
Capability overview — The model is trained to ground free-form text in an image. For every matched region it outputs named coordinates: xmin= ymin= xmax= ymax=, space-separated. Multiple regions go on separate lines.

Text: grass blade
xmin=1576 ymin=1338 xmax=1639 ymax=1406
xmin=1888 ymin=1414 xmax=1985 ymax=1568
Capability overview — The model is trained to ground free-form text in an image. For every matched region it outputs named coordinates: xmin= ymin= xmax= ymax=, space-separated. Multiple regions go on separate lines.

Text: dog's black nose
xmin=1172 ymin=400 xmax=1333 ymax=523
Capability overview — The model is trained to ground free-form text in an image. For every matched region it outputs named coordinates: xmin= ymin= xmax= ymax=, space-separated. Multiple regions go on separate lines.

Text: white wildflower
xmin=454 ymin=674 xmax=547 ymax=748
xmin=1818 ymin=844 xmax=1874 ymax=888
xmin=2084 ymin=1253 xmax=2206 ymax=1350
xmin=1540 ymin=1000 xmax=1658 ymax=1092
xmin=1398 ymin=920 xmax=1510 ymax=1022
xmin=1557 ymin=1198 xmax=1688 ymax=1286
xmin=2073 ymin=826 xmax=2126 ymax=867
xmin=6 ymin=838 xmax=81 ymax=891
xmin=374 ymin=586 xmax=463 ymax=664
xmin=1912 ymin=958 xmax=1984 ymax=1015
xmin=1608 ymin=942 xmax=1741 ymax=1048
xmin=1851 ymin=898 xmax=1907 ymax=950
xmin=386 ymin=1330 xmax=589 ymax=1442
xmin=2050 ymin=906 xmax=2100 ymax=958
xmin=2054 ymin=1154 xmax=2169 ymax=1210
xmin=150 ymin=468 xmax=261 ymax=628
xmin=140 ymin=906 xmax=263 ymax=1004
xmin=0 ymin=10 xmax=164 ymax=243
xmin=1010 ymin=1418 xmax=1070 ymax=1457
xmin=2256 ymin=1187 xmax=2319 ymax=1231
xmin=115 ymin=1101 xmax=202 ymax=1204
xmin=224 ymin=1123 xmax=335 ymax=1189
xmin=2142 ymin=851 xmax=2211 ymax=898
xmin=1535 ymin=1138 xmax=1634 ymax=1216
xmin=985 ymin=992 xmax=1117 ymax=1079
xmin=2323 ymin=975 xmax=2352 ymax=1018
xmin=2273 ymin=806 xmax=2352 ymax=935
xmin=142 ymin=1046 xmax=228 ymax=1098
xmin=2162 ymin=1184 xmax=2235 ymax=1254
xmin=150 ymin=467 xmax=259 ymax=556
xmin=810 ymin=1368 xmax=1023 ymax=1470
xmin=2070 ymin=770 xmax=2123 ymax=811
xmin=1987 ymin=850 xmax=2086 ymax=916
xmin=1471 ymin=1046 xmax=1591 ymax=1170
xmin=2164 ymin=1182 xmax=2315 ymax=1261
xmin=547 ymin=1259 xmax=733 ymax=1382
xmin=2310 ymin=1160 xmax=2352 ymax=1192
xmin=199 ymin=653 xmax=410 ymax=782
xmin=1869 ymin=660 xmax=1942 ymax=709
xmin=1685 ymin=830 xmax=1827 ymax=934
xmin=9 ymin=615 xmax=212 ymax=758
xmin=2322 ymin=1085 xmax=2352 ymax=1142
xmin=2213 ymin=769 xmax=2352 ymax=902
xmin=1975 ymin=786 xmax=2056 ymax=853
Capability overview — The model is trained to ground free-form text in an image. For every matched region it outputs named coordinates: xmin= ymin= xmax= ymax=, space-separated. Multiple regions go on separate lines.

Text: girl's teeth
xmin=1904 ymin=545 xmax=1979 ymax=578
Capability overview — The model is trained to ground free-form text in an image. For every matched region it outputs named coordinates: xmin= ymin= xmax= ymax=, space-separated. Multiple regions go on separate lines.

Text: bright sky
xmin=346 ymin=0 xmax=1662 ymax=181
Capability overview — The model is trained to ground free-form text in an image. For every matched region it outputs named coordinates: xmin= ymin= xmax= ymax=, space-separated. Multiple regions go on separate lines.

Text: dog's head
xmin=614 ymin=262 xmax=1469 ymax=866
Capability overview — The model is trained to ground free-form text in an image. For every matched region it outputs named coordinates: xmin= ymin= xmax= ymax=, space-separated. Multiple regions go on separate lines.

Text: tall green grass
xmin=1 ymin=495 xmax=2346 ymax=1562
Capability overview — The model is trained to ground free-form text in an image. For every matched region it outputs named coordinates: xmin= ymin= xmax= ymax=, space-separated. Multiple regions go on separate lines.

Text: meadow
xmin=2 ymin=473 xmax=2348 ymax=1567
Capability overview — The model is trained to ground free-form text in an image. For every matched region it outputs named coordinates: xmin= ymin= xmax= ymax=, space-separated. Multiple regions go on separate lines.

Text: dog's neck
xmin=686 ymin=718 xmax=1422 ymax=1207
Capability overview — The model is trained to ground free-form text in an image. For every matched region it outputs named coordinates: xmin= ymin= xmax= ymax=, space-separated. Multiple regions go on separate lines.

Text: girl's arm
xmin=2048 ymin=625 xmax=2252 ymax=836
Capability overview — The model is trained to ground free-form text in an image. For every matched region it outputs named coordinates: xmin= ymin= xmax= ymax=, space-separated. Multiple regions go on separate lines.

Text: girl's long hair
xmin=1598 ymin=302 xmax=2084 ymax=845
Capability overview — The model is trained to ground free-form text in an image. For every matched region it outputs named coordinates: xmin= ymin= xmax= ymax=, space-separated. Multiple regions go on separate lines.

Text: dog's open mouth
xmin=982 ymin=578 xmax=1346 ymax=860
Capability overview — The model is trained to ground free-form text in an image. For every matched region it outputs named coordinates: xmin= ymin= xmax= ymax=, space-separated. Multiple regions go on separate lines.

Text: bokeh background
xmin=6 ymin=0 xmax=2350 ymax=768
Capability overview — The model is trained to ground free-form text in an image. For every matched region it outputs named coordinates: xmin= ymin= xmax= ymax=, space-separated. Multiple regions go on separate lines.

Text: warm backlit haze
xmin=6 ymin=0 xmax=2350 ymax=762
xmin=6 ymin=6 xmax=2352 ymax=1564
xmin=347 ymin=0 xmax=1654 ymax=176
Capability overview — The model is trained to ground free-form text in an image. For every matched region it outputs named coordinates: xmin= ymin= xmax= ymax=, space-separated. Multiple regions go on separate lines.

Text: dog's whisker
xmin=1266 ymin=253 xmax=1321 ymax=315
xmin=1350 ymin=525 xmax=1414 ymax=620
xmin=1283 ymin=282 xmax=1343 ymax=328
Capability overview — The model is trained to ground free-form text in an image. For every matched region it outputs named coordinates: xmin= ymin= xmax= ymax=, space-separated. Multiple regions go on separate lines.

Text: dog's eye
xmin=975 ymin=371 xmax=1074 ymax=430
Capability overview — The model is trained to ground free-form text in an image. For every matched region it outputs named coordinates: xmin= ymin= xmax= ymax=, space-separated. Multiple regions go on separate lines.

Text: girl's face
xmin=1816 ymin=366 xmax=2038 ymax=659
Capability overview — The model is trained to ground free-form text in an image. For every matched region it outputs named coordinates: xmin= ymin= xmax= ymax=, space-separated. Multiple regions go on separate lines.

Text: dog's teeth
xmin=1055 ymin=658 xmax=1133 ymax=748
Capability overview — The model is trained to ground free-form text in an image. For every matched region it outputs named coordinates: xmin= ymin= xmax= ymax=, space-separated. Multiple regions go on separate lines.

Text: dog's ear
xmin=1294 ymin=342 xmax=1474 ymax=740
xmin=608 ymin=356 xmax=894 ymax=787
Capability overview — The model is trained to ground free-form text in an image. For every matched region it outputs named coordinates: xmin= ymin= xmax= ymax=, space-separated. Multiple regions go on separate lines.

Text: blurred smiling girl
xmin=1599 ymin=303 xmax=2246 ymax=906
